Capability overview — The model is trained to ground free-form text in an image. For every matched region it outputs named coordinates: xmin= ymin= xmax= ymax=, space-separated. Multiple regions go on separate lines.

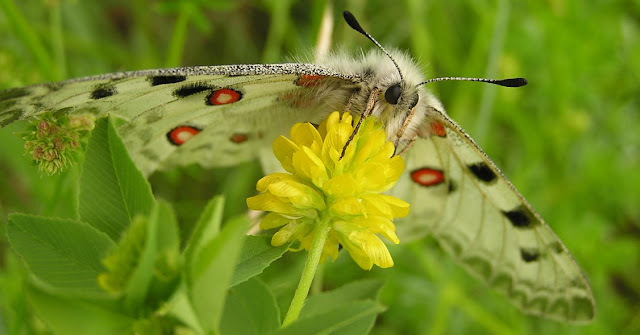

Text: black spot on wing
xmin=149 ymin=75 xmax=187 ymax=86
xmin=502 ymin=205 xmax=536 ymax=228
xmin=144 ymin=109 xmax=165 ymax=123
xmin=140 ymin=148 xmax=160 ymax=161
xmin=520 ymin=247 xmax=540 ymax=262
xmin=131 ymin=127 xmax=154 ymax=145
xmin=173 ymin=83 xmax=212 ymax=98
xmin=467 ymin=162 xmax=497 ymax=182
xmin=0 ymin=99 xmax=17 ymax=110
xmin=91 ymin=86 xmax=117 ymax=99
xmin=0 ymin=109 xmax=24 ymax=127
xmin=549 ymin=241 xmax=564 ymax=254
xmin=447 ymin=180 xmax=457 ymax=193
xmin=0 ymin=87 xmax=31 ymax=100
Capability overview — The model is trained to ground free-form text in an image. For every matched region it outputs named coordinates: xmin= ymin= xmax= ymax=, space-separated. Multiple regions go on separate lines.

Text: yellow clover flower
xmin=247 ymin=112 xmax=409 ymax=270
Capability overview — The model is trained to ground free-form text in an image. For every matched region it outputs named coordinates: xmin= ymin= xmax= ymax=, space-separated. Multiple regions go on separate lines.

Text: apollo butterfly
xmin=0 ymin=11 xmax=594 ymax=323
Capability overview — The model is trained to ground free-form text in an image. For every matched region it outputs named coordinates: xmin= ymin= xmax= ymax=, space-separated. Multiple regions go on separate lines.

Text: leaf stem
xmin=282 ymin=217 xmax=330 ymax=327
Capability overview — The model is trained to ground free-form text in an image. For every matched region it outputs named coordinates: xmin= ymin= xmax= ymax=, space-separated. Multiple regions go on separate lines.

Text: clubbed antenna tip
xmin=419 ymin=76 xmax=529 ymax=87
xmin=343 ymin=10 xmax=404 ymax=82
xmin=493 ymin=77 xmax=528 ymax=87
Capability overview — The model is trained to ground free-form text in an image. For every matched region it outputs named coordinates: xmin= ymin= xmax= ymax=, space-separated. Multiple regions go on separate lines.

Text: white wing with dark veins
xmin=0 ymin=65 xmax=358 ymax=175
xmin=391 ymin=115 xmax=595 ymax=323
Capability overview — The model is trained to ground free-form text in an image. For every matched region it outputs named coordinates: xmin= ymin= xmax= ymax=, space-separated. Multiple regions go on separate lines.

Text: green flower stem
xmin=282 ymin=217 xmax=331 ymax=327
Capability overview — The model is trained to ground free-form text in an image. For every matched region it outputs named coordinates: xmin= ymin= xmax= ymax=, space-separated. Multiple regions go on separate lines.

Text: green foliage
xmin=79 ymin=117 xmax=155 ymax=240
xmin=0 ymin=1 xmax=638 ymax=334
xmin=8 ymin=214 xmax=115 ymax=297
xmin=2 ymin=116 xmax=380 ymax=334
xmin=231 ymin=234 xmax=290 ymax=286
xmin=220 ymin=278 xmax=281 ymax=335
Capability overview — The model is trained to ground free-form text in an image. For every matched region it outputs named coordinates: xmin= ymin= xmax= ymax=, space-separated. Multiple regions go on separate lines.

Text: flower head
xmin=22 ymin=113 xmax=95 ymax=175
xmin=247 ymin=112 xmax=409 ymax=270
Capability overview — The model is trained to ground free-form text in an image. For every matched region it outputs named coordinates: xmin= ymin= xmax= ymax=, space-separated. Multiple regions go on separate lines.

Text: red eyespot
xmin=411 ymin=168 xmax=445 ymax=187
xmin=167 ymin=126 xmax=201 ymax=146
xmin=430 ymin=121 xmax=446 ymax=137
xmin=295 ymin=74 xmax=324 ymax=87
xmin=230 ymin=133 xmax=248 ymax=144
xmin=208 ymin=88 xmax=242 ymax=105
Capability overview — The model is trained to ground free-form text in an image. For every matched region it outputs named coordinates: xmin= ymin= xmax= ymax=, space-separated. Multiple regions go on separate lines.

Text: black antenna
xmin=419 ymin=76 xmax=528 ymax=87
xmin=343 ymin=11 xmax=404 ymax=81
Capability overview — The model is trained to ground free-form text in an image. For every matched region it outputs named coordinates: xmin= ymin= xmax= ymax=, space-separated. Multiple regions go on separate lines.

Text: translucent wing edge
xmin=430 ymin=113 xmax=596 ymax=323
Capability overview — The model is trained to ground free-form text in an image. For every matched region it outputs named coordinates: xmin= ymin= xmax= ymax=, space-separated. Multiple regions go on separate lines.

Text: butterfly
xmin=0 ymin=11 xmax=594 ymax=323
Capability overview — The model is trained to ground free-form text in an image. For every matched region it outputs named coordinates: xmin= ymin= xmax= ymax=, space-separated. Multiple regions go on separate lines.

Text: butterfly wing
xmin=0 ymin=65 xmax=359 ymax=175
xmin=391 ymin=115 xmax=595 ymax=323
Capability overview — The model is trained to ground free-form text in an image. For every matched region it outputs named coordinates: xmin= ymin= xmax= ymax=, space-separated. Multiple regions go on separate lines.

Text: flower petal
xmin=360 ymin=194 xmax=393 ymax=219
xmin=247 ymin=193 xmax=316 ymax=217
xmin=353 ymin=162 xmax=387 ymax=192
xmin=339 ymin=237 xmax=374 ymax=270
xmin=323 ymin=122 xmax=352 ymax=156
xmin=353 ymin=126 xmax=386 ymax=165
xmin=292 ymin=147 xmax=328 ymax=188
xmin=322 ymin=174 xmax=357 ymax=197
xmin=273 ymin=136 xmax=299 ymax=173
xmin=266 ymin=179 xmax=325 ymax=209
xmin=380 ymin=155 xmax=405 ymax=191
xmin=255 ymin=173 xmax=299 ymax=192
xmin=378 ymin=194 xmax=410 ymax=218
xmin=272 ymin=222 xmax=302 ymax=246
xmin=260 ymin=212 xmax=290 ymax=230
xmin=317 ymin=111 xmax=341 ymax=139
xmin=290 ymin=123 xmax=323 ymax=152
xmin=330 ymin=196 xmax=364 ymax=216
xmin=352 ymin=216 xmax=400 ymax=244
xmin=359 ymin=232 xmax=394 ymax=268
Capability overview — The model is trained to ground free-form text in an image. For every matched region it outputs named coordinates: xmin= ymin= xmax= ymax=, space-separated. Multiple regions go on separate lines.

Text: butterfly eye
xmin=384 ymin=83 xmax=402 ymax=105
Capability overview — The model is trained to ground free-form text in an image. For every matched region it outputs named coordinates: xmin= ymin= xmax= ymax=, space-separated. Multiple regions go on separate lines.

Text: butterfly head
xmin=342 ymin=11 xmax=445 ymax=152
xmin=350 ymin=49 xmax=443 ymax=154
xmin=342 ymin=11 xmax=526 ymax=155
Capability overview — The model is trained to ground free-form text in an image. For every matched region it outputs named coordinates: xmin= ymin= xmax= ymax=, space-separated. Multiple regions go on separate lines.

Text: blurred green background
xmin=0 ymin=0 xmax=638 ymax=334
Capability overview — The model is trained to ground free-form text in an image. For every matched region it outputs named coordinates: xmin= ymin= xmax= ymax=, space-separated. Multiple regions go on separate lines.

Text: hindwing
xmin=391 ymin=115 xmax=595 ymax=323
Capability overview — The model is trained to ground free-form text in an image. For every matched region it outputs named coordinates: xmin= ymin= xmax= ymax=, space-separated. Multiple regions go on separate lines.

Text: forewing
xmin=391 ymin=117 xmax=595 ymax=323
xmin=0 ymin=65 xmax=357 ymax=175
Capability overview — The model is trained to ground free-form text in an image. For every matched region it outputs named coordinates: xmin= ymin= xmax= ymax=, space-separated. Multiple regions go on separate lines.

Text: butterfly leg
xmin=394 ymin=106 xmax=418 ymax=146
xmin=394 ymin=136 xmax=417 ymax=156
xmin=340 ymin=87 xmax=381 ymax=159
